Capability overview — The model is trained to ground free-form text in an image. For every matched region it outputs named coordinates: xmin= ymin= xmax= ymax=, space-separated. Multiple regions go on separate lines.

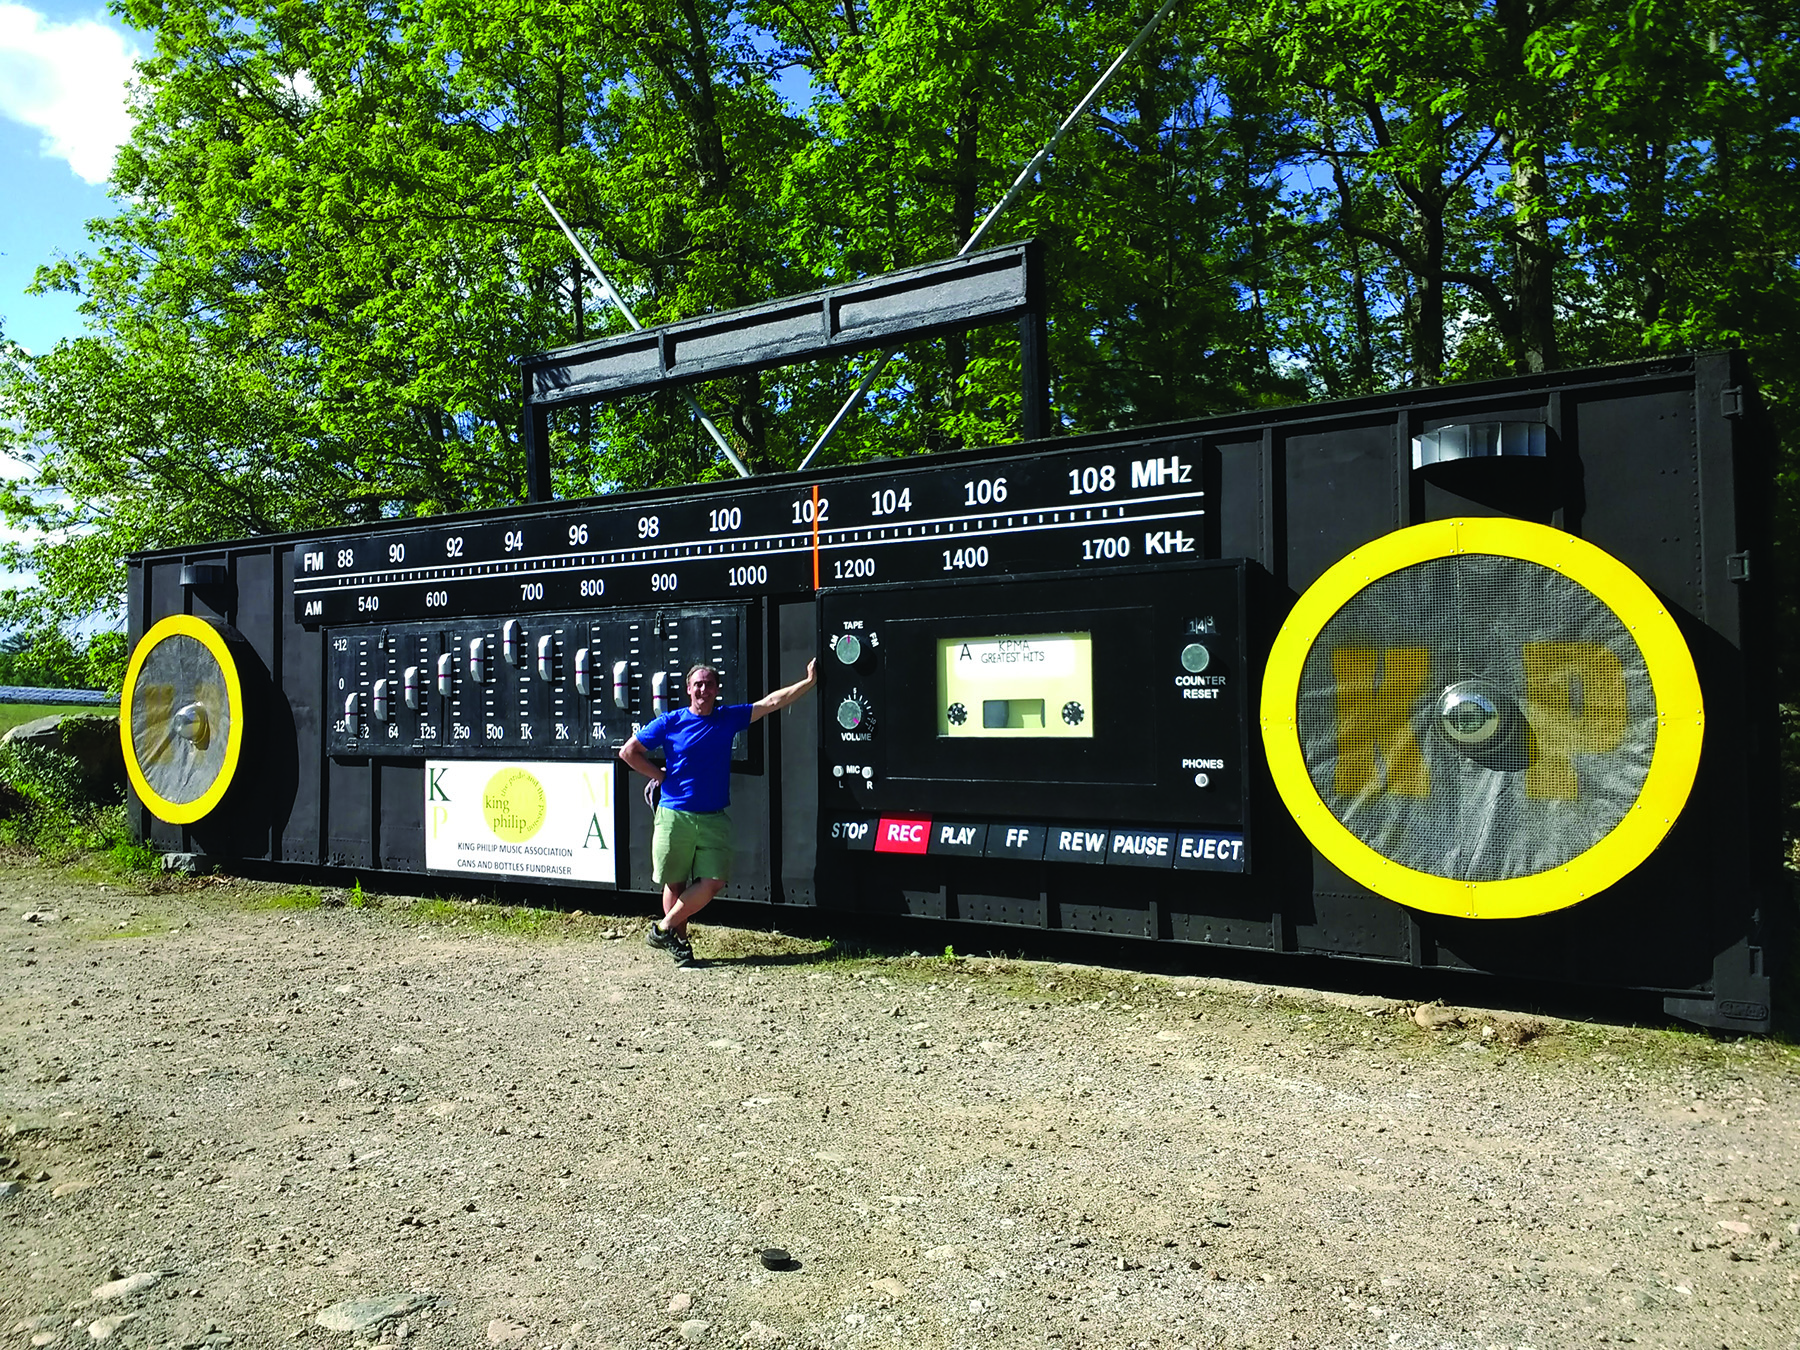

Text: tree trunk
xmin=1501 ymin=130 xmax=1559 ymax=373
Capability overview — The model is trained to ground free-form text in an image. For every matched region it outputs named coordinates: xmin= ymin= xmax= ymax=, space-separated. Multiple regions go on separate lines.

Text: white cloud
xmin=0 ymin=3 xmax=140 ymax=184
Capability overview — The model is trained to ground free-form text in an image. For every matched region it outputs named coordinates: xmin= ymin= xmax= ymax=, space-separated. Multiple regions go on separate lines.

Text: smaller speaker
xmin=1259 ymin=518 xmax=1704 ymax=919
xmin=120 ymin=614 xmax=246 ymax=825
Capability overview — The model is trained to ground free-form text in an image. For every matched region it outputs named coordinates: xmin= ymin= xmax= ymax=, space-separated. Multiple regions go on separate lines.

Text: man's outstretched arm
xmin=749 ymin=658 xmax=819 ymax=723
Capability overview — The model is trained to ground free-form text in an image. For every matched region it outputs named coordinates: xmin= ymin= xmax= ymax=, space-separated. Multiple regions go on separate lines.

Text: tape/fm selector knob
xmin=836 ymin=695 xmax=872 ymax=731
xmin=834 ymin=634 xmax=863 ymax=665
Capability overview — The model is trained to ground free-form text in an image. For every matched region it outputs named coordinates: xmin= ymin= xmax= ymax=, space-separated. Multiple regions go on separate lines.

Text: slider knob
xmin=435 ymin=652 xmax=454 ymax=698
xmin=372 ymin=678 xmax=390 ymax=722
xmin=403 ymin=665 xmax=420 ymax=710
xmin=536 ymin=634 xmax=554 ymax=683
xmin=574 ymin=647 xmax=591 ymax=697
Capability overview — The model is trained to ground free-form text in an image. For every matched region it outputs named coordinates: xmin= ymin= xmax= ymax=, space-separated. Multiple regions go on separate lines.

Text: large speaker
xmin=120 ymin=614 xmax=248 ymax=825
xmin=1260 ymin=518 xmax=1705 ymax=919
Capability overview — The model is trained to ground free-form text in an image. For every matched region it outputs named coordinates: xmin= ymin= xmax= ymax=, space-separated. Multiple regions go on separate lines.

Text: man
xmin=619 ymin=659 xmax=818 ymax=965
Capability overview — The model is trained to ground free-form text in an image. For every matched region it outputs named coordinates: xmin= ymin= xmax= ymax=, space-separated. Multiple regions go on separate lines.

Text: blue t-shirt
xmin=636 ymin=704 xmax=753 ymax=813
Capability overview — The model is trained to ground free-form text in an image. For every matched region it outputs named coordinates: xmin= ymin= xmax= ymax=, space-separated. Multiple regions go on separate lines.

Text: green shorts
xmin=652 ymin=807 xmax=734 ymax=886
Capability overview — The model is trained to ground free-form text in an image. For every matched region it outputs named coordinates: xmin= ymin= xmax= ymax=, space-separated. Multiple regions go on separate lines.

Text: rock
xmin=3 ymin=714 xmax=125 ymax=794
xmin=924 ymin=1245 xmax=961 ymax=1261
xmin=91 ymin=1272 xmax=161 ymax=1301
xmin=87 ymin=1313 xmax=138 ymax=1341
xmin=869 ymin=1277 xmax=908 ymax=1299
xmin=744 ymin=1323 xmax=784 ymax=1344
xmin=1413 ymin=1002 xmax=1462 ymax=1030
xmin=314 ymin=1293 xmax=434 ymax=1334
xmin=485 ymin=1318 xmax=527 ymax=1344
xmin=52 ymin=1180 xmax=95 ymax=1199
xmin=32 ymin=1333 xmax=57 ymax=1348
xmin=0 ymin=1180 xmax=23 ymax=1197
xmin=678 ymin=1319 xmax=711 ymax=1343
xmin=667 ymin=1293 xmax=693 ymax=1315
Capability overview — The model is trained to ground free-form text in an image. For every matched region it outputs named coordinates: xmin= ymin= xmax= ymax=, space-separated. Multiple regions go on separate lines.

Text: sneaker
xmin=671 ymin=930 xmax=697 ymax=967
xmin=645 ymin=922 xmax=681 ymax=959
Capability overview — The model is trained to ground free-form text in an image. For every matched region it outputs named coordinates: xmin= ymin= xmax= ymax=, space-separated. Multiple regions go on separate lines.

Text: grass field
xmin=0 ymin=702 xmax=118 ymax=736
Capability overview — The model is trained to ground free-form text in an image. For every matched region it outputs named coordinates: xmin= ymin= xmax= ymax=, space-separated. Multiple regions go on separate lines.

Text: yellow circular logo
xmin=483 ymin=767 xmax=547 ymax=843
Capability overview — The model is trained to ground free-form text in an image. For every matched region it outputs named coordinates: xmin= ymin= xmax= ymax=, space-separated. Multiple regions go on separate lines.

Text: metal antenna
xmin=797 ymin=0 xmax=1180 ymax=472
xmin=532 ymin=184 xmax=754 ymax=480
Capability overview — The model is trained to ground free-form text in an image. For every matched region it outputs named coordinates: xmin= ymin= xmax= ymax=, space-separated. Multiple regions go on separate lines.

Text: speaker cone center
xmin=173 ymin=701 xmax=212 ymax=748
xmin=1437 ymin=681 xmax=1505 ymax=747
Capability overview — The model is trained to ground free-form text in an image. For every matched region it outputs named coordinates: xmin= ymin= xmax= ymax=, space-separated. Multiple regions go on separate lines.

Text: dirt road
xmin=2 ymin=866 xmax=1797 ymax=1349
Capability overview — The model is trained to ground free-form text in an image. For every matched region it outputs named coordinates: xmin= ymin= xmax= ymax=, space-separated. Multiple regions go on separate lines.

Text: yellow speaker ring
xmin=119 ymin=614 xmax=246 ymax=825
xmin=1259 ymin=519 xmax=1704 ymax=919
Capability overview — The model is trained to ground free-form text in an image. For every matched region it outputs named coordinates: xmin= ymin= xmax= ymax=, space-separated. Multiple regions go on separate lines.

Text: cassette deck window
xmin=937 ymin=633 xmax=1095 ymax=739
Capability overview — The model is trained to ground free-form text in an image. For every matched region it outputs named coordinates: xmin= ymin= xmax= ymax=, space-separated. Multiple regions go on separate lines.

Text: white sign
xmin=424 ymin=760 xmax=615 ymax=884
xmin=949 ymin=634 xmax=1085 ymax=681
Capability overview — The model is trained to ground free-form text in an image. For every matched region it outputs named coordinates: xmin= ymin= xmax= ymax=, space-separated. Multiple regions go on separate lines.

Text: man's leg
xmin=662 ymin=877 xmax=726 ymax=932
xmin=661 ymin=882 xmax=685 ymax=933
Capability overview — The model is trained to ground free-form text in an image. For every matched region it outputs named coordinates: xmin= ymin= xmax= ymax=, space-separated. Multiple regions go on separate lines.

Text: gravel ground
xmin=2 ymin=863 xmax=1798 ymax=1350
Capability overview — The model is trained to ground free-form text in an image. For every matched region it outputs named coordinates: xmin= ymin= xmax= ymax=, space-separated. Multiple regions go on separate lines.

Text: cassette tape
xmin=937 ymin=632 xmax=1095 ymax=739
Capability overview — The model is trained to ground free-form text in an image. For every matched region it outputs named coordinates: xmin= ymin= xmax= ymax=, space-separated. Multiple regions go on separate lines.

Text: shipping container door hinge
xmin=1726 ymin=551 xmax=1751 ymax=583
xmin=1721 ymin=386 xmax=1745 ymax=418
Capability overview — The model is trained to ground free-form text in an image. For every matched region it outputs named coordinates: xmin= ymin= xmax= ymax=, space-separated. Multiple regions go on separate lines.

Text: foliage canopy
xmin=0 ymin=0 xmax=1794 ymax=640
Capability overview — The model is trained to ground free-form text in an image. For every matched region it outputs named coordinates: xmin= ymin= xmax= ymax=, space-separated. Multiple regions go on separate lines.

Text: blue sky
xmin=0 ymin=0 xmax=142 ymax=355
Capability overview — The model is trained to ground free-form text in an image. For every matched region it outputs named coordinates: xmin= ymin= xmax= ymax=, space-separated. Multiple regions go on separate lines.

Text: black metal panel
xmin=325 ymin=755 xmax=373 ymax=869
xmin=1568 ymin=380 xmax=1703 ymax=615
xmin=524 ymin=244 xmax=1038 ymax=410
xmin=1284 ymin=419 xmax=1403 ymax=591
xmin=279 ymin=549 xmax=323 ymax=865
xmin=1057 ymin=900 xmax=1153 ymax=938
xmin=956 ymin=891 xmax=1047 ymax=928
xmin=377 ymin=760 xmax=425 ymax=872
xmin=776 ymin=599 xmax=819 ymax=906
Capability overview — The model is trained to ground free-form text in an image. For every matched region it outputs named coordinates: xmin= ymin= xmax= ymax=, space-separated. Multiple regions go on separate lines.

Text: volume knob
xmin=836 ymin=696 xmax=872 ymax=731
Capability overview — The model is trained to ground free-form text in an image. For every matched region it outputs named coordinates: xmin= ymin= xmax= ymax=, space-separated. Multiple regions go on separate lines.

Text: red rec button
xmin=874 ymin=817 xmax=932 ymax=854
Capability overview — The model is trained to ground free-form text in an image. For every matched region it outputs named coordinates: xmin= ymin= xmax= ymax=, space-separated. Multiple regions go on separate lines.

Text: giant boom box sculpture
xmin=121 ymin=244 xmax=1781 ymax=1031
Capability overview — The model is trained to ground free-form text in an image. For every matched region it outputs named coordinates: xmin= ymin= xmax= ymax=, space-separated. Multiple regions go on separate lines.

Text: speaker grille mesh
xmin=129 ymin=632 xmax=233 ymax=806
xmin=1294 ymin=553 xmax=1657 ymax=882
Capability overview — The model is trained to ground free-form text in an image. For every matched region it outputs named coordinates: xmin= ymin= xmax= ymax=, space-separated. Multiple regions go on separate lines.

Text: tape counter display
xmin=939 ymin=633 xmax=1094 ymax=738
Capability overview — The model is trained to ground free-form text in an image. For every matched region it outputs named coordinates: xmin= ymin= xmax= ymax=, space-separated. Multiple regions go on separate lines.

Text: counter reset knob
xmin=1180 ymin=642 xmax=1211 ymax=674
